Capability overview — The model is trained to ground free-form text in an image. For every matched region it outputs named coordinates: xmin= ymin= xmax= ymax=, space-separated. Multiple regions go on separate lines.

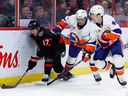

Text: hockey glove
xmin=28 ymin=56 xmax=40 ymax=70
xmin=101 ymin=30 xmax=110 ymax=41
xmin=70 ymin=33 xmax=79 ymax=46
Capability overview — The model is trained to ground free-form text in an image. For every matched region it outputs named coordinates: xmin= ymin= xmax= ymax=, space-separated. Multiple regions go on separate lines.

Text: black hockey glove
xmin=28 ymin=56 xmax=40 ymax=70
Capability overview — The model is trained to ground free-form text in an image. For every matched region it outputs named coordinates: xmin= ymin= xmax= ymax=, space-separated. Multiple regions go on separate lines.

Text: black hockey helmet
xmin=28 ymin=19 xmax=40 ymax=30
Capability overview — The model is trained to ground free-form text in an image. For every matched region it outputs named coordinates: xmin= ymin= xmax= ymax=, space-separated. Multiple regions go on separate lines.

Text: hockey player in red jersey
xmin=27 ymin=20 xmax=66 ymax=82
xmin=53 ymin=9 xmax=100 ymax=81
xmin=90 ymin=5 xmax=127 ymax=86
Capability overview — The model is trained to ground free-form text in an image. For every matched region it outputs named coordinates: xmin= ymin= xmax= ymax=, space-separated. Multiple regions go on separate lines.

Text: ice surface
xmin=0 ymin=70 xmax=128 ymax=96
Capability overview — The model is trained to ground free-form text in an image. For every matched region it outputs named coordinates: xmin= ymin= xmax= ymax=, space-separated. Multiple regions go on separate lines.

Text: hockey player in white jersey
xmin=90 ymin=5 xmax=127 ymax=86
xmin=53 ymin=9 xmax=99 ymax=81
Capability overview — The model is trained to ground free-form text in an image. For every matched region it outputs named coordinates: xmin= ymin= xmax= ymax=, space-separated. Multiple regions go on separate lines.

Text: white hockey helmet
xmin=90 ymin=5 xmax=104 ymax=16
xmin=76 ymin=9 xmax=87 ymax=19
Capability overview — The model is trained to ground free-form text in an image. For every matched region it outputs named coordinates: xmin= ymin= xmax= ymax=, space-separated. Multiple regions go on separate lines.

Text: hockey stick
xmin=51 ymin=30 xmax=92 ymax=46
xmin=47 ymin=59 xmax=83 ymax=86
xmin=1 ymin=68 xmax=29 ymax=89
xmin=47 ymin=33 xmax=91 ymax=85
xmin=47 ymin=46 xmax=101 ymax=86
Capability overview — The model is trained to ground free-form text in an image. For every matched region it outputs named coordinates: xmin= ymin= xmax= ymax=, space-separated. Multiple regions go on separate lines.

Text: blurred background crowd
xmin=0 ymin=0 xmax=128 ymax=27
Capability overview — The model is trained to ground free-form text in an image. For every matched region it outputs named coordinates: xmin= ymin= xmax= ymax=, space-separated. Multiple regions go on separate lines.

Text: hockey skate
xmin=42 ymin=74 xmax=50 ymax=82
xmin=62 ymin=72 xmax=75 ymax=81
xmin=108 ymin=61 xmax=116 ymax=79
xmin=93 ymin=73 xmax=102 ymax=82
xmin=116 ymin=75 xmax=127 ymax=86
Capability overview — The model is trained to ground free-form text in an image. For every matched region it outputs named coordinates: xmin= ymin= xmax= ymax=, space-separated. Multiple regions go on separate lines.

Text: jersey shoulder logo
xmin=38 ymin=31 xmax=43 ymax=37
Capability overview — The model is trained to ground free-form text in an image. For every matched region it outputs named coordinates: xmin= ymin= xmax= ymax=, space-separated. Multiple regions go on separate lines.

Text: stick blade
xmin=1 ymin=84 xmax=16 ymax=89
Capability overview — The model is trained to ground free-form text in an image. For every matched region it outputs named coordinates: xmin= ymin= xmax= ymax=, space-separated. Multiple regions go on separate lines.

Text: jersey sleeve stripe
xmin=108 ymin=31 xmax=120 ymax=40
xmin=59 ymin=19 xmax=67 ymax=28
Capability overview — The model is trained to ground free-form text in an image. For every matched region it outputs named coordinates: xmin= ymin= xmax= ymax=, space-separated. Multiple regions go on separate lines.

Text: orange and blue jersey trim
xmin=108 ymin=28 xmax=121 ymax=40
xmin=57 ymin=19 xmax=67 ymax=30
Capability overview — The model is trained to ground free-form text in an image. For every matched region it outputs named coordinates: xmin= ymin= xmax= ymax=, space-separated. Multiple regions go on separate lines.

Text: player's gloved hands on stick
xmin=28 ymin=56 xmax=40 ymax=70
xmin=70 ymin=33 xmax=79 ymax=46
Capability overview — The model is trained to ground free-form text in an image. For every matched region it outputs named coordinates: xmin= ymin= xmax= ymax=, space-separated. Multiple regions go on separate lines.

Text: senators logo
xmin=0 ymin=45 xmax=19 ymax=68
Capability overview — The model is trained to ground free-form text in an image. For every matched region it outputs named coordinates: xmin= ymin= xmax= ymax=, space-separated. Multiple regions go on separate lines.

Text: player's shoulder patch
xmin=38 ymin=31 xmax=43 ymax=37
xmin=103 ymin=15 xmax=116 ymax=25
xmin=103 ymin=14 xmax=114 ymax=21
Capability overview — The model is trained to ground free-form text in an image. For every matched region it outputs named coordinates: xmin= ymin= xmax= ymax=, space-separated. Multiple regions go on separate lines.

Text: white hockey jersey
xmin=64 ymin=15 xmax=97 ymax=43
xmin=94 ymin=14 xmax=122 ymax=48
xmin=56 ymin=14 xmax=100 ymax=52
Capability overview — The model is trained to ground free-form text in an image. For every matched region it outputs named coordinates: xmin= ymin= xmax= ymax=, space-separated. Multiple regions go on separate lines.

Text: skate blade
xmin=34 ymin=81 xmax=48 ymax=86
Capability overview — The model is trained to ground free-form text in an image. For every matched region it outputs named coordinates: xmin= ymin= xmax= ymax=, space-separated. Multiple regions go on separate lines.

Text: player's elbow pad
xmin=52 ymin=27 xmax=62 ymax=34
